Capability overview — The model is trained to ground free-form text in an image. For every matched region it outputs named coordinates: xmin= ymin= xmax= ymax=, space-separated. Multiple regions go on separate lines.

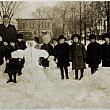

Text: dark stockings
xmin=60 ymin=66 xmax=69 ymax=79
xmin=75 ymin=69 xmax=84 ymax=80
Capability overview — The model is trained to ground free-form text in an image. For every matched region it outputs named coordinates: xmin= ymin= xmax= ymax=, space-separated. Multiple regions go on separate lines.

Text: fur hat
xmin=58 ymin=35 xmax=66 ymax=41
xmin=71 ymin=34 xmax=80 ymax=40
xmin=16 ymin=34 xmax=23 ymax=39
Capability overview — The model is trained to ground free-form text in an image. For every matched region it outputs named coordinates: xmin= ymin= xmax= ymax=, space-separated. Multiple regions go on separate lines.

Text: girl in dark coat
xmin=16 ymin=34 xmax=27 ymax=50
xmin=40 ymin=35 xmax=53 ymax=68
xmin=55 ymin=35 xmax=70 ymax=79
xmin=70 ymin=34 xmax=86 ymax=80
xmin=101 ymin=33 xmax=110 ymax=67
xmin=15 ymin=34 xmax=26 ymax=76
xmin=87 ymin=34 xmax=101 ymax=74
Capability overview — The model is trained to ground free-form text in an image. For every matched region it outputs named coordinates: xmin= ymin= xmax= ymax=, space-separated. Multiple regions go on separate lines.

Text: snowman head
xmin=26 ymin=40 xmax=36 ymax=48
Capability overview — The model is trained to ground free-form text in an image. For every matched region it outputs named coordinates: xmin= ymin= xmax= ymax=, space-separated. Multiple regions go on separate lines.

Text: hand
xmin=19 ymin=59 xmax=21 ymax=62
xmin=6 ymin=59 xmax=9 ymax=63
xmin=55 ymin=59 xmax=58 ymax=63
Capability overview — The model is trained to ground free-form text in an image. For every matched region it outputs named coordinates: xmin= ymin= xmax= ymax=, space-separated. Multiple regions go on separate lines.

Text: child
xmin=15 ymin=34 xmax=26 ymax=76
xmin=101 ymin=33 xmax=110 ymax=67
xmin=55 ymin=35 xmax=70 ymax=79
xmin=87 ymin=34 xmax=101 ymax=74
xmin=52 ymin=38 xmax=59 ymax=67
xmin=5 ymin=42 xmax=17 ymax=83
xmin=40 ymin=34 xmax=53 ymax=68
xmin=16 ymin=33 xmax=27 ymax=50
xmin=70 ymin=34 xmax=86 ymax=80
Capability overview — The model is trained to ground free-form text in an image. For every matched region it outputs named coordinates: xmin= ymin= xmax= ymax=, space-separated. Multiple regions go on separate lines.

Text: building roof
xmin=16 ymin=18 xmax=53 ymax=21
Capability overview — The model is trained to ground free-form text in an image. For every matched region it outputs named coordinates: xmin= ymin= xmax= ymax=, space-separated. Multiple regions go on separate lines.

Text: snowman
xmin=16 ymin=39 xmax=49 ymax=83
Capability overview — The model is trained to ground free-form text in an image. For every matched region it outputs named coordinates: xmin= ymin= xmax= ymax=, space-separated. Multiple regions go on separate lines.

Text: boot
xmin=7 ymin=79 xmax=13 ymax=83
xmin=13 ymin=74 xmax=17 ymax=83
xmin=75 ymin=70 xmax=78 ymax=80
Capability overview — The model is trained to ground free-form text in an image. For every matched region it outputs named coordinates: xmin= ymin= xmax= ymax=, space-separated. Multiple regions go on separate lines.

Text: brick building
xmin=16 ymin=18 xmax=53 ymax=40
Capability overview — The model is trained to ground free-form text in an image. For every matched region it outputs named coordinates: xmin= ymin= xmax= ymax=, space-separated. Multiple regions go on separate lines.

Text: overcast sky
xmin=16 ymin=1 xmax=58 ymax=18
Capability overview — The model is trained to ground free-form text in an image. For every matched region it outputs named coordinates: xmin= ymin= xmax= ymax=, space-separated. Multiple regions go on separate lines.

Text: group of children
xmin=0 ymin=32 xmax=110 ymax=83
xmin=44 ymin=33 xmax=110 ymax=80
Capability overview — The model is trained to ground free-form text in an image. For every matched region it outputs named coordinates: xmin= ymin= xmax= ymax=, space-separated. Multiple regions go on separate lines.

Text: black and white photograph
xmin=0 ymin=0 xmax=110 ymax=109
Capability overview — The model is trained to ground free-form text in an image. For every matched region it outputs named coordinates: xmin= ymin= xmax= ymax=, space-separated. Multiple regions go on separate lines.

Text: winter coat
xmin=4 ymin=44 xmax=17 ymax=60
xmin=87 ymin=41 xmax=101 ymax=67
xmin=16 ymin=41 xmax=27 ymax=50
xmin=53 ymin=44 xmax=60 ymax=67
xmin=7 ymin=58 xmax=25 ymax=74
xmin=4 ymin=44 xmax=17 ymax=73
xmin=55 ymin=42 xmax=70 ymax=67
xmin=70 ymin=42 xmax=86 ymax=70
xmin=0 ymin=24 xmax=17 ymax=42
xmin=0 ymin=42 xmax=5 ymax=65
xmin=101 ymin=43 xmax=110 ymax=67
xmin=40 ymin=43 xmax=53 ymax=67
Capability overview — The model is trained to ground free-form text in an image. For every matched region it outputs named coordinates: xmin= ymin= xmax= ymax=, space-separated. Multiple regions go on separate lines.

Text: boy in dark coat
xmin=101 ymin=33 xmax=110 ymax=67
xmin=52 ymin=38 xmax=59 ymax=67
xmin=70 ymin=34 xmax=86 ymax=80
xmin=40 ymin=34 xmax=53 ymax=68
xmin=55 ymin=35 xmax=70 ymax=79
xmin=4 ymin=42 xmax=17 ymax=83
xmin=87 ymin=34 xmax=101 ymax=74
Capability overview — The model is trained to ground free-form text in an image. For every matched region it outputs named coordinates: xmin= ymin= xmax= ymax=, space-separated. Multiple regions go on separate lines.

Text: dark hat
xmin=71 ymin=34 xmax=80 ymax=40
xmin=16 ymin=33 xmax=23 ymax=39
xmin=103 ymin=33 xmax=110 ymax=39
xmin=3 ymin=14 xmax=9 ymax=18
xmin=58 ymin=35 xmax=66 ymax=41
xmin=89 ymin=34 xmax=96 ymax=40
xmin=34 ymin=37 xmax=39 ymax=43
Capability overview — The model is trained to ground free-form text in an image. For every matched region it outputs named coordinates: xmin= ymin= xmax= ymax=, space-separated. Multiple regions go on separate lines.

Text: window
xmin=30 ymin=23 xmax=34 ymax=29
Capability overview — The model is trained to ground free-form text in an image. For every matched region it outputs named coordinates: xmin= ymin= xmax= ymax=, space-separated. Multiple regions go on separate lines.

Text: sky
xmin=16 ymin=1 xmax=58 ymax=18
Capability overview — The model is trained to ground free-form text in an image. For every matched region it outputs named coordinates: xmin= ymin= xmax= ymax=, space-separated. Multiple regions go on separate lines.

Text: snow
xmin=0 ymin=40 xmax=110 ymax=109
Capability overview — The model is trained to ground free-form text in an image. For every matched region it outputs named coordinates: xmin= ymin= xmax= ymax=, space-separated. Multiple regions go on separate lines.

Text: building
xmin=16 ymin=18 xmax=53 ymax=40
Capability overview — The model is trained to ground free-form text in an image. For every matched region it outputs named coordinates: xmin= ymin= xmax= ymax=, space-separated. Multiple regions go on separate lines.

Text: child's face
xmin=59 ymin=39 xmax=65 ymax=44
xmin=43 ymin=37 xmax=50 ymax=44
xmin=3 ymin=42 xmax=8 ymax=46
xmin=104 ymin=37 xmax=110 ymax=43
xmin=18 ymin=39 xmax=22 ymax=42
xmin=73 ymin=37 xmax=78 ymax=43
xmin=53 ymin=40 xmax=58 ymax=46
xmin=91 ymin=39 xmax=96 ymax=43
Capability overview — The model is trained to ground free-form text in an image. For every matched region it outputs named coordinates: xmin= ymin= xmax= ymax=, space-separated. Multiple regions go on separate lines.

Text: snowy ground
xmin=0 ymin=62 xmax=110 ymax=109
xmin=0 ymin=40 xmax=110 ymax=109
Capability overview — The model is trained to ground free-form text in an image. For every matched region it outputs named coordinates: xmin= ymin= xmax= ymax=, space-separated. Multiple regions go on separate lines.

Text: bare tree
xmin=0 ymin=1 xmax=22 ymax=21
